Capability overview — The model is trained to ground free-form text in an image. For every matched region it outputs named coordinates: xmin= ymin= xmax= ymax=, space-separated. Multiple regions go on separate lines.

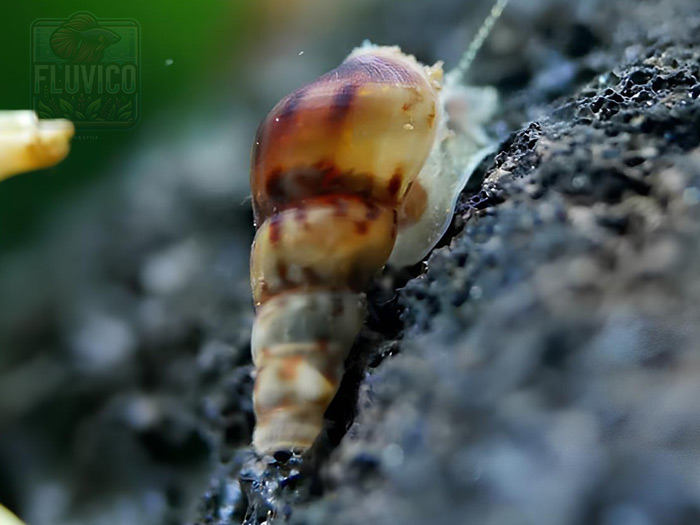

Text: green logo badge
xmin=31 ymin=12 xmax=140 ymax=129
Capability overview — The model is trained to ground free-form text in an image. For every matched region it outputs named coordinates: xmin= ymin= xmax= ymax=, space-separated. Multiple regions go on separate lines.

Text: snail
xmin=0 ymin=111 xmax=74 ymax=182
xmin=249 ymin=0 xmax=508 ymax=455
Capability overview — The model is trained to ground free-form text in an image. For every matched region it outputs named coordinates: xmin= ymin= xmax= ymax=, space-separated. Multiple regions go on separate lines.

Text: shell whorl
xmin=249 ymin=45 xmax=443 ymax=454
xmin=251 ymin=45 xmax=443 ymax=226
xmin=251 ymin=292 xmax=365 ymax=453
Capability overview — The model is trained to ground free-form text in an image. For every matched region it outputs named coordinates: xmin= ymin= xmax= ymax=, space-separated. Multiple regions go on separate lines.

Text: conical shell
xmin=249 ymin=45 xmax=443 ymax=454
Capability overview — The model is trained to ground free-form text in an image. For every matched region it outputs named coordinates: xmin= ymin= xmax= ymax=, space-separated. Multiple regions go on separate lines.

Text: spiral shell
xmin=249 ymin=44 xmax=443 ymax=454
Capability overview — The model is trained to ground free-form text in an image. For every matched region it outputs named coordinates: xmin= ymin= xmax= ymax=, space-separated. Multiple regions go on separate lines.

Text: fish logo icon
xmin=32 ymin=12 xmax=140 ymax=129
xmin=50 ymin=12 xmax=122 ymax=63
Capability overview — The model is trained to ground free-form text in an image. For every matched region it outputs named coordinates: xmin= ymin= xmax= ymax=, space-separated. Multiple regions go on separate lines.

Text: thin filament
xmin=446 ymin=0 xmax=510 ymax=86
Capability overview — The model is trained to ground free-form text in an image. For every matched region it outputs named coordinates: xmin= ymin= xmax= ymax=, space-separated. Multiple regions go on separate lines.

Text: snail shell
xmin=249 ymin=43 xmax=497 ymax=454
xmin=251 ymin=45 xmax=443 ymax=230
xmin=250 ymin=44 xmax=443 ymax=454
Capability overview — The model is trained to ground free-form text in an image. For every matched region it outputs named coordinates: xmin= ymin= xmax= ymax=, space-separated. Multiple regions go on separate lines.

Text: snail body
xmin=249 ymin=41 xmax=499 ymax=454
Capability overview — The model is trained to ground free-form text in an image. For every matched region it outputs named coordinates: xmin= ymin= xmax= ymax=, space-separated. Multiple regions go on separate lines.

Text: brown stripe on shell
xmin=354 ymin=221 xmax=369 ymax=235
xmin=313 ymin=159 xmax=343 ymax=193
xmin=276 ymin=260 xmax=289 ymax=283
xmin=268 ymin=213 xmax=283 ymax=244
xmin=278 ymin=85 xmax=309 ymax=120
xmin=260 ymin=161 xmax=377 ymax=217
xmin=278 ymin=355 xmax=303 ymax=381
xmin=387 ymin=168 xmax=403 ymax=197
xmin=365 ymin=201 xmax=381 ymax=221
xmin=264 ymin=168 xmax=285 ymax=204
xmin=328 ymin=83 xmax=358 ymax=123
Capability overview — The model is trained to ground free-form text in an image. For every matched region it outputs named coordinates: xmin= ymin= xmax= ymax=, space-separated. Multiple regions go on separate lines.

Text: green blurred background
xmin=0 ymin=1 xmax=255 ymax=249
